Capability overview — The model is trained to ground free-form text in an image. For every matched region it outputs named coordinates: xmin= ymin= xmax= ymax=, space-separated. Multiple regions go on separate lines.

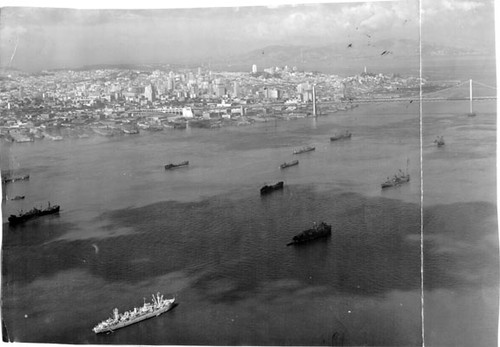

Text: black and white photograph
xmin=0 ymin=0 xmax=497 ymax=345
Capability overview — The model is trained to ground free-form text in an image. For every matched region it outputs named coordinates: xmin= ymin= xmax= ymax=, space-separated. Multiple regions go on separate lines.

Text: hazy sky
xmin=0 ymin=0 xmax=495 ymax=71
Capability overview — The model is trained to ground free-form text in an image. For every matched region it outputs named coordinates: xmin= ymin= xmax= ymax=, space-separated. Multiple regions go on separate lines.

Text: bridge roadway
xmin=127 ymin=96 xmax=496 ymax=114
xmin=340 ymin=96 xmax=497 ymax=104
xmin=242 ymin=96 xmax=496 ymax=109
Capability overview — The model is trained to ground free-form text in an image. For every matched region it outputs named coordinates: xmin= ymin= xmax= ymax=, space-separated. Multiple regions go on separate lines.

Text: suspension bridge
xmin=352 ymin=79 xmax=497 ymax=104
xmin=243 ymin=79 xmax=496 ymax=114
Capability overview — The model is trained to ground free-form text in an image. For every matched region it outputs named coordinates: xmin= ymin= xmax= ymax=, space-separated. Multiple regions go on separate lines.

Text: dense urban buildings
xmin=0 ymin=64 xmax=423 ymax=142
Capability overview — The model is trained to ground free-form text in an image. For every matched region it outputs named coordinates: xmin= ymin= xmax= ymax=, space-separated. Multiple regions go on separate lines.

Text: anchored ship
xmin=381 ymin=159 xmax=410 ymax=190
xmin=8 ymin=202 xmax=60 ymax=225
xmin=293 ymin=146 xmax=315 ymax=155
xmin=165 ymin=161 xmax=189 ymax=170
xmin=2 ymin=174 xmax=30 ymax=184
xmin=381 ymin=172 xmax=410 ymax=188
xmin=287 ymin=222 xmax=332 ymax=246
xmin=260 ymin=181 xmax=284 ymax=195
xmin=280 ymin=160 xmax=299 ymax=169
xmin=330 ymin=131 xmax=352 ymax=141
xmin=92 ymin=293 xmax=176 ymax=334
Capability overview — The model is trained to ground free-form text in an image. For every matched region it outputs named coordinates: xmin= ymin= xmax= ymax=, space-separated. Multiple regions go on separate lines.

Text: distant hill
xmin=1 ymin=39 xmax=492 ymax=75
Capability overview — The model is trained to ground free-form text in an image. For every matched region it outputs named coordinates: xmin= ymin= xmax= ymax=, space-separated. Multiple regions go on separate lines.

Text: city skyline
xmin=0 ymin=0 xmax=496 ymax=72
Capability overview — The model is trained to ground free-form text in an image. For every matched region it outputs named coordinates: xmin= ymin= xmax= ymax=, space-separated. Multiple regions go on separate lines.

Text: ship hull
xmin=330 ymin=134 xmax=351 ymax=141
xmin=165 ymin=161 xmax=189 ymax=170
xmin=2 ymin=175 xmax=30 ymax=184
xmin=287 ymin=223 xmax=332 ymax=246
xmin=293 ymin=146 xmax=315 ymax=155
xmin=381 ymin=176 xmax=410 ymax=189
xmin=260 ymin=181 xmax=284 ymax=195
xmin=94 ymin=301 xmax=175 ymax=334
xmin=8 ymin=206 xmax=60 ymax=225
xmin=286 ymin=232 xmax=331 ymax=246
xmin=280 ymin=160 xmax=299 ymax=169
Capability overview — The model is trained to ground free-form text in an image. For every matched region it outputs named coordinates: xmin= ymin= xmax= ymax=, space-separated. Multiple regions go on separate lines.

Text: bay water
xmin=1 ymin=95 xmax=497 ymax=345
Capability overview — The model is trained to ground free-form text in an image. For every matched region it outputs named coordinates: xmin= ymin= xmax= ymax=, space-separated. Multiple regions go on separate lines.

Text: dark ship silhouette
xmin=287 ymin=222 xmax=332 ymax=246
xmin=260 ymin=181 xmax=284 ymax=195
xmin=164 ymin=161 xmax=189 ymax=170
xmin=8 ymin=202 xmax=60 ymax=225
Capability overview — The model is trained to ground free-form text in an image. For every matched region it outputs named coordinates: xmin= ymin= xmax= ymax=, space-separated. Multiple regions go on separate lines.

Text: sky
xmin=0 ymin=0 xmax=496 ymax=71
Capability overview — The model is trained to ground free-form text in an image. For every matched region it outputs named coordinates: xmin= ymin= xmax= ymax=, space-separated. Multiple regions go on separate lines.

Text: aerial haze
xmin=0 ymin=0 xmax=495 ymax=71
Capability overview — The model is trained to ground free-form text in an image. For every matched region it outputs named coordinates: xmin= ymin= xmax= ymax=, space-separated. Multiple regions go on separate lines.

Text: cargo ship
xmin=2 ymin=174 xmax=30 ymax=184
xmin=260 ymin=181 xmax=284 ymax=195
xmin=92 ymin=293 xmax=175 ymax=334
xmin=330 ymin=131 xmax=352 ymax=141
xmin=165 ymin=161 xmax=189 ymax=170
xmin=293 ymin=146 xmax=315 ymax=155
xmin=381 ymin=172 xmax=410 ymax=189
xmin=287 ymin=222 xmax=332 ymax=246
xmin=280 ymin=160 xmax=299 ymax=169
xmin=8 ymin=202 xmax=60 ymax=225
xmin=381 ymin=159 xmax=410 ymax=189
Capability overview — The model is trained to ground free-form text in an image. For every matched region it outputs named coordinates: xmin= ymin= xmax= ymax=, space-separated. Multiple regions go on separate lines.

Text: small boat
xmin=8 ymin=202 xmax=60 ymax=225
xmin=280 ymin=160 xmax=299 ymax=169
xmin=293 ymin=146 xmax=315 ymax=155
xmin=93 ymin=293 xmax=175 ymax=334
xmin=381 ymin=174 xmax=410 ymax=188
xmin=9 ymin=195 xmax=25 ymax=200
xmin=330 ymin=131 xmax=352 ymax=141
xmin=165 ymin=161 xmax=189 ymax=170
xmin=434 ymin=136 xmax=445 ymax=147
xmin=287 ymin=222 xmax=332 ymax=246
xmin=2 ymin=174 xmax=30 ymax=184
xmin=260 ymin=181 xmax=284 ymax=195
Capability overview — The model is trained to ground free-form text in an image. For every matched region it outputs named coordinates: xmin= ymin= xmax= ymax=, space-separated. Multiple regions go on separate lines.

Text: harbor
xmin=1 ymin=98 xmax=496 ymax=345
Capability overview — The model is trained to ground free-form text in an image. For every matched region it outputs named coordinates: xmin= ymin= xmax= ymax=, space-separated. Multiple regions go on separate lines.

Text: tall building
xmin=167 ymin=78 xmax=175 ymax=91
xmin=215 ymin=85 xmax=226 ymax=97
xmin=262 ymin=87 xmax=269 ymax=98
xmin=252 ymin=64 xmax=257 ymax=74
xmin=268 ymin=88 xmax=280 ymax=99
xmin=144 ymin=84 xmax=156 ymax=102
xmin=233 ymin=82 xmax=240 ymax=97
xmin=297 ymin=82 xmax=310 ymax=94
xmin=302 ymin=90 xmax=313 ymax=102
